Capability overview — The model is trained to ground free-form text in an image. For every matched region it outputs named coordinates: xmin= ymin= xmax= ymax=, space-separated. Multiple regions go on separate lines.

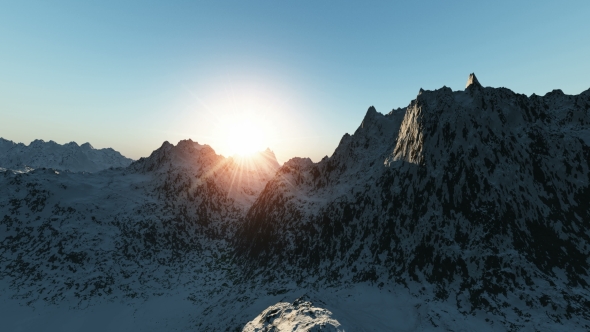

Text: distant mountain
xmin=1 ymin=74 xmax=589 ymax=331
xmin=130 ymin=139 xmax=280 ymax=209
xmin=0 ymin=138 xmax=134 ymax=172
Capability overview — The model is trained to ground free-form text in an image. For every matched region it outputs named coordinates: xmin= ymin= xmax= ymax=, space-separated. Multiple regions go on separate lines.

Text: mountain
xmin=0 ymin=138 xmax=134 ymax=172
xmin=1 ymin=74 xmax=589 ymax=331
xmin=235 ymin=74 xmax=590 ymax=330
xmin=130 ymin=140 xmax=280 ymax=209
xmin=0 ymin=139 xmax=282 ymax=330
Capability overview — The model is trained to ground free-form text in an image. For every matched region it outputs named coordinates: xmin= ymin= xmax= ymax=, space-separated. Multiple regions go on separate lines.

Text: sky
xmin=1 ymin=1 xmax=589 ymax=163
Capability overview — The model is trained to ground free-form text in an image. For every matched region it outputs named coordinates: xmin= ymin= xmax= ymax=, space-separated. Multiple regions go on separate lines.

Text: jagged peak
xmin=388 ymin=107 xmax=406 ymax=116
xmin=438 ymin=85 xmax=452 ymax=92
xmin=283 ymin=157 xmax=313 ymax=169
xmin=544 ymin=89 xmax=564 ymax=97
xmin=260 ymin=147 xmax=278 ymax=158
xmin=260 ymin=147 xmax=277 ymax=158
xmin=337 ymin=132 xmax=352 ymax=147
xmin=31 ymin=139 xmax=45 ymax=145
xmin=361 ymin=106 xmax=381 ymax=129
xmin=176 ymin=138 xmax=195 ymax=147
xmin=465 ymin=73 xmax=482 ymax=89
xmin=256 ymin=148 xmax=280 ymax=168
xmin=81 ymin=142 xmax=94 ymax=150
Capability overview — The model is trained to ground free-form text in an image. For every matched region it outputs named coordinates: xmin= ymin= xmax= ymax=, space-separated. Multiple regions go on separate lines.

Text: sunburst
xmin=225 ymin=119 xmax=266 ymax=156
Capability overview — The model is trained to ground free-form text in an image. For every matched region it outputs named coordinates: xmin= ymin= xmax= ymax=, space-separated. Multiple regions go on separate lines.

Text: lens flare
xmin=225 ymin=118 xmax=267 ymax=156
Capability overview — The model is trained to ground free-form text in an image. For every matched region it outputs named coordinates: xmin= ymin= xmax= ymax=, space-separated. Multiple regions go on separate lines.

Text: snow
xmin=0 ymin=138 xmax=134 ymax=173
xmin=243 ymin=298 xmax=343 ymax=331
xmin=1 ymin=74 xmax=590 ymax=331
xmin=0 ymin=284 xmax=198 ymax=332
xmin=235 ymin=75 xmax=590 ymax=330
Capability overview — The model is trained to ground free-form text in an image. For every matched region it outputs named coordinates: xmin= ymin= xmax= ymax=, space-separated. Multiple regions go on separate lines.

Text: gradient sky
xmin=1 ymin=1 xmax=589 ymax=163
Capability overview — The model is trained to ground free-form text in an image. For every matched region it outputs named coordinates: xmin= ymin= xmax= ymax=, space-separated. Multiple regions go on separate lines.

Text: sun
xmin=226 ymin=119 xmax=267 ymax=156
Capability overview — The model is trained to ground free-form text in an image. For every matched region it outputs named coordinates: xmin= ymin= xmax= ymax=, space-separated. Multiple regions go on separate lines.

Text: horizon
xmin=1 ymin=1 xmax=589 ymax=163
xmin=2 ymin=73 xmax=588 ymax=166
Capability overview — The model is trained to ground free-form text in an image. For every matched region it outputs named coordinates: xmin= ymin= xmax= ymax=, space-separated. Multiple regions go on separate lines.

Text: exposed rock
xmin=465 ymin=72 xmax=482 ymax=89
xmin=243 ymin=296 xmax=343 ymax=332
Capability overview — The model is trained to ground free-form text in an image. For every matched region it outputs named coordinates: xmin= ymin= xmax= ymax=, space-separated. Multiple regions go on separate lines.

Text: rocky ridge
xmin=243 ymin=296 xmax=343 ymax=331
xmin=0 ymin=138 xmax=134 ymax=173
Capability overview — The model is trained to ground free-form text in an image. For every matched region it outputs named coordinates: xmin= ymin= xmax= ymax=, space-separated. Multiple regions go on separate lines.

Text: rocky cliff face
xmin=235 ymin=75 xmax=590 ymax=328
xmin=0 ymin=138 xmax=134 ymax=172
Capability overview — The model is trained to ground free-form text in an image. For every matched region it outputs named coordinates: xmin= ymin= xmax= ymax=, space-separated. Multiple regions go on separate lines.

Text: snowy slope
xmin=0 ymin=138 xmax=134 ymax=172
xmin=0 ymin=139 xmax=280 ymax=296
xmin=235 ymin=74 xmax=590 ymax=330
xmin=0 ymin=140 xmax=280 ymax=331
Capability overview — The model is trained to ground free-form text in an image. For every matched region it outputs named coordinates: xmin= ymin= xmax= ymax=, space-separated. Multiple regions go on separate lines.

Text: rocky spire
xmin=465 ymin=73 xmax=482 ymax=89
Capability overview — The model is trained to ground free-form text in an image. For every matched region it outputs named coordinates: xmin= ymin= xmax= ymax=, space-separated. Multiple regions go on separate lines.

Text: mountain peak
xmin=465 ymin=73 xmax=482 ymax=89
xmin=360 ymin=106 xmax=379 ymax=129
xmin=81 ymin=142 xmax=94 ymax=150
xmin=261 ymin=147 xmax=276 ymax=158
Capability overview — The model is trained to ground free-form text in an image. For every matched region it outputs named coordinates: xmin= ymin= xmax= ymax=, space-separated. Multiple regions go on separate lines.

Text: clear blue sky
xmin=1 ymin=1 xmax=589 ymax=163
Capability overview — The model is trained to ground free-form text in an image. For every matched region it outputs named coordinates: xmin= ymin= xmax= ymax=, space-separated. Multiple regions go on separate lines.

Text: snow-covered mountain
xmin=0 ymin=139 xmax=282 ymax=330
xmin=1 ymin=74 xmax=589 ymax=331
xmin=0 ymin=138 xmax=134 ymax=172
xmin=235 ymin=74 xmax=590 ymax=330
xmin=130 ymin=140 xmax=280 ymax=210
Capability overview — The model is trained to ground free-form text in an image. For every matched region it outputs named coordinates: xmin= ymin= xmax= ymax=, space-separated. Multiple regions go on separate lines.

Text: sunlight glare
xmin=226 ymin=119 xmax=267 ymax=156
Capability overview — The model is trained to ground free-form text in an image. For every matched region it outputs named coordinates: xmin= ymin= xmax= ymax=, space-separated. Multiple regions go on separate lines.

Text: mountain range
xmin=0 ymin=138 xmax=134 ymax=173
xmin=1 ymin=74 xmax=589 ymax=331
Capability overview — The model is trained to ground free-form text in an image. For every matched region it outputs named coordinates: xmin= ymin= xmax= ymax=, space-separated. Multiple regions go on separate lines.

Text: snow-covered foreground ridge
xmin=243 ymin=296 xmax=344 ymax=332
xmin=1 ymin=74 xmax=590 ymax=331
xmin=0 ymin=138 xmax=134 ymax=173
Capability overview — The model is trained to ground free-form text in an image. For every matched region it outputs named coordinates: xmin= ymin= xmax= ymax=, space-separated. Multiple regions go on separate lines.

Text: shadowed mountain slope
xmin=235 ymin=74 xmax=590 ymax=329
